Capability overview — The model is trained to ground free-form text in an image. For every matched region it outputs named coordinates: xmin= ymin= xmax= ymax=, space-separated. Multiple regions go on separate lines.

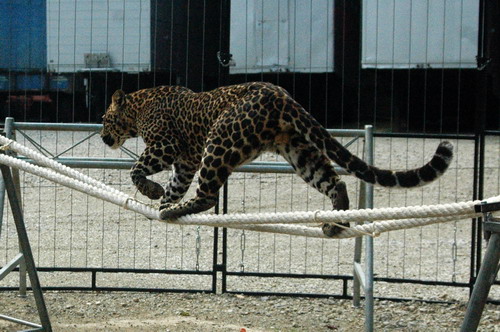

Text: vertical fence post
xmin=0 ymin=163 xmax=52 ymax=331
xmin=364 ymin=125 xmax=375 ymax=332
xmin=1 ymin=117 xmax=27 ymax=297
xmin=352 ymin=125 xmax=374 ymax=332
xmin=461 ymin=203 xmax=500 ymax=332
xmin=218 ymin=0 xmax=231 ymax=295
xmin=473 ymin=0 xmax=500 ymax=287
xmin=353 ymin=182 xmax=364 ymax=307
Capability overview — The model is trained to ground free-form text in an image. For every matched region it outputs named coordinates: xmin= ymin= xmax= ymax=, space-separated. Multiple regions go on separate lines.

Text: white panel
xmin=362 ymin=0 xmax=479 ymax=69
xmin=47 ymin=0 xmax=150 ymax=73
xmin=230 ymin=0 xmax=334 ymax=74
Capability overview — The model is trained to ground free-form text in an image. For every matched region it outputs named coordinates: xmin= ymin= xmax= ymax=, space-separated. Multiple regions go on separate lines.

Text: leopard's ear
xmin=112 ymin=89 xmax=126 ymax=106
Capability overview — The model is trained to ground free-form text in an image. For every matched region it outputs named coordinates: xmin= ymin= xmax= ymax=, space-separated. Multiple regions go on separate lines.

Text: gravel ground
xmin=0 ymin=130 xmax=499 ymax=331
xmin=1 ymin=291 xmax=500 ymax=331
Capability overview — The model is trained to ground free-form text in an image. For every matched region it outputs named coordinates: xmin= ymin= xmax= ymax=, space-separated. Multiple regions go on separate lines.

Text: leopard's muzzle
xmin=101 ymin=134 xmax=115 ymax=147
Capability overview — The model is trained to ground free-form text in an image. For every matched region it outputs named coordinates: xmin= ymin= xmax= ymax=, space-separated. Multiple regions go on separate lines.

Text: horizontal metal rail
xmin=10 ymin=120 xmax=367 ymax=137
xmin=10 ymin=122 xmax=102 ymax=132
xmin=9 ymin=120 xmax=362 ymax=174
xmin=18 ymin=157 xmax=351 ymax=175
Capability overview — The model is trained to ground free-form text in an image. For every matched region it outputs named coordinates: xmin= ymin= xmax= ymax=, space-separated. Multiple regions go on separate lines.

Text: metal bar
xmin=2 ymin=266 xmax=215 ymax=275
xmin=237 ymin=163 xmax=349 ymax=175
xmin=0 ymin=164 xmax=52 ymax=331
xmin=0 ymin=314 xmax=42 ymax=329
xmin=4 ymin=117 xmax=28 ymax=297
xmin=16 ymin=157 xmax=353 ymax=175
xmin=0 ymin=286 xmax=213 ymax=294
xmin=353 ymin=262 xmax=366 ymax=289
xmin=212 ymin=226 xmax=220 ymax=293
xmin=0 ymin=253 xmax=24 ymax=280
xmin=476 ymin=133 xmax=486 ymax=275
xmin=364 ymin=125 xmax=375 ymax=332
xmin=0 ymin=120 xmax=13 ymax=238
xmin=475 ymin=202 xmax=500 ymax=213
xmin=373 ymin=132 xmax=476 ymax=140
xmin=2 ymin=266 xmax=479 ymax=288
xmin=460 ymin=232 xmax=500 ymax=332
xmin=353 ymin=181 xmax=366 ymax=307
xmin=221 ymin=183 xmax=228 ymax=293
xmin=485 ymin=220 xmax=500 ymax=233
xmin=118 ymin=145 xmax=140 ymax=159
xmin=11 ymin=121 xmax=102 ymax=132
xmin=16 ymin=130 xmax=55 ymax=158
xmin=470 ymin=135 xmax=481 ymax=291
xmin=222 ymin=291 xmax=352 ymax=300
xmin=9 ymin=120 xmax=367 ymax=137
xmin=53 ymin=131 xmax=99 ymax=158
xmin=483 ymin=130 xmax=500 ymax=135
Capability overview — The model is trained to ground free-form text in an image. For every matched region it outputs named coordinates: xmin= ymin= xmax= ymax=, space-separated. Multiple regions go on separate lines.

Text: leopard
xmin=101 ymin=82 xmax=453 ymax=236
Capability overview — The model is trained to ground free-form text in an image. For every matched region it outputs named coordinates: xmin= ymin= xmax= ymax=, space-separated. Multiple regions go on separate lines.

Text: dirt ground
xmin=1 ymin=291 xmax=500 ymax=331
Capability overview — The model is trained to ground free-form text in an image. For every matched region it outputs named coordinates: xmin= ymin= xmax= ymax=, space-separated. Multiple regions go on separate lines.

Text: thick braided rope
xmin=0 ymin=153 xmax=159 ymax=219
xmin=1 ymin=138 xmax=498 ymax=239
xmin=0 ymin=152 xmax=494 ymax=238
xmin=167 ymin=199 xmax=496 ymax=226
xmin=224 ymin=214 xmax=478 ymax=238
xmin=0 ymin=135 xmax=125 ymax=198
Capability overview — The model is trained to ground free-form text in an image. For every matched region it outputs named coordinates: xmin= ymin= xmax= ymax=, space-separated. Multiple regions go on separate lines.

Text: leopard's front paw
xmin=138 ymin=180 xmax=164 ymax=200
xmin=159 ymin=206 xmax=181 ymax=221
xmin=322 ymin=222 xmax=350 ymax=237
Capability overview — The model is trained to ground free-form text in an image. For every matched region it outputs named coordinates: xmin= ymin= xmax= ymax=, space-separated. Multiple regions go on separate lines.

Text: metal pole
xmin=460 ymin=231 xmax=500 ymax=332
xmin=0 ymin=163 xmax=52 ymax=331
xmin=364 ymin=125 xmax=374 ymax=332
xmin=352 ymin=182 xmax=364 ymax=308
xmin=2 ymin=117 xmax=27 ymax=296
xmin=0 ymin=118 xmax=15 ymax=238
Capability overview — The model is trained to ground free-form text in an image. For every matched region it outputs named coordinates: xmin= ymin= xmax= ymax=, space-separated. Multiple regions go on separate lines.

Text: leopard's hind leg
xmin=276 ymin=134 xmax=350 ymax=237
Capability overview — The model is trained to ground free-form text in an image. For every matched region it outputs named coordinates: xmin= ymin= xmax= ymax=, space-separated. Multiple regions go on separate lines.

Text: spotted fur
xmin=101 ymin=82 xmax=453 ymax=236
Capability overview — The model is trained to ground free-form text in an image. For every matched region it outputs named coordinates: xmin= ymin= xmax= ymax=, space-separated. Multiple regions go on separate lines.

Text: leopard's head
xmin=101 ymin=89 xmax=138 ymax=149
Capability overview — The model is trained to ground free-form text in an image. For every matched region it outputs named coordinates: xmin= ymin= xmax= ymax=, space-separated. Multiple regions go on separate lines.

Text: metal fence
xmin=0 ymin=120 xmax=498 ymax=304
xmin=0 ymin=0 xmax=499 ymax=305
xmin=0 ymin=121 xmax=367 ymax=296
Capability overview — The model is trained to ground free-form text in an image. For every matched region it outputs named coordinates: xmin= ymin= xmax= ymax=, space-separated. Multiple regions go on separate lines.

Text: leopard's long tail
xmin=321 ymin=134 xmax=453 ymax=188
xmin=291 ymin=112 xmax=454 ymax=187
xmin=278 ymin=90 xmax=453 ymax=188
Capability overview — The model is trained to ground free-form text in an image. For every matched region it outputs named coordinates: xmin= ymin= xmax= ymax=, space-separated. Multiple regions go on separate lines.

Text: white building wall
xmin=230 ymin=0 xmax=334 ymax=74
xmin=362 ymin=0 xmax=479 ymax=69
xmin=46 ymin=0 xmax=150 ymax=73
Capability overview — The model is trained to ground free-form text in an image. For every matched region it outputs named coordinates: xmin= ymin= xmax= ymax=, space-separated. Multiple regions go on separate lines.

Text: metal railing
xmin=0 ymin=119 xmax=373 ymax=304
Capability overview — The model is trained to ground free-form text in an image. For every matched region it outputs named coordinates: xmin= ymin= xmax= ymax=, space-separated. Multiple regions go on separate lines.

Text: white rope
xmin=0 ymin=153 xmax=159 ymax=219
xmin=226 ymin=214 xmax=478 ymax=239
xmin=0 ymin=135 xmax=125 ymax=197
xmin=1 ymin=136 xmax=498 ymax=239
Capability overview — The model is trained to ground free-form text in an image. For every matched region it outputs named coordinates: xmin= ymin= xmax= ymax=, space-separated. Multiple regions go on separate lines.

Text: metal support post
xmin=352 ymin=182 xmax=365 ymax=308
xmin=363 ymin=125 xmax=375 ymax=332
xmin=460 ymin=202 xmax=500 ymax=332
xmin=352 ymin=125 xmax=374 ymax=332
xmin=1 ymin=117 xmax=27 ymax=296
xmin=0 ymin=163 xmax=52 ymax=331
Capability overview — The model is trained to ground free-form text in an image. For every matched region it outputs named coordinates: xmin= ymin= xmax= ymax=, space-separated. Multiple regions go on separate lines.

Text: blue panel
xmin=49 ymin=76 xmax=70 ymax=91
xmin=0 ymin=0 xmax=47 ymax=71
xmin=16 ymin=74 xmax=45 ymax=90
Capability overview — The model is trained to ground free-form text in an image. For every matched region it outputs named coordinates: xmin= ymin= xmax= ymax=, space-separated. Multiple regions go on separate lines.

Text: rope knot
xmin=0 ymin=141 xmax=13 ymax=151
xmin=121 ymin=197 xmax=134 ymax=210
